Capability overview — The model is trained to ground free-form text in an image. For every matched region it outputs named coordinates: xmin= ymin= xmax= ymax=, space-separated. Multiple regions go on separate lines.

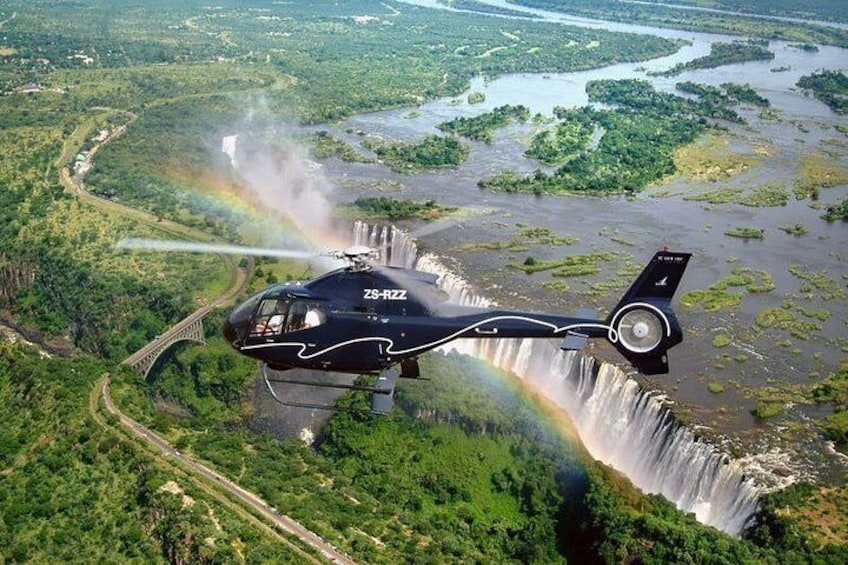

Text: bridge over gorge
xmin=123 ymin=305 xmax=211 ymax=378
xmin=123 ymin=257 xmax=251 ymax=378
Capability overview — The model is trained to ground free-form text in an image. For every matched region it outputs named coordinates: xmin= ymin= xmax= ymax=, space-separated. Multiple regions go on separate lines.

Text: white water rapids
xmin=354 ymin=221 xmax=762 ymax=534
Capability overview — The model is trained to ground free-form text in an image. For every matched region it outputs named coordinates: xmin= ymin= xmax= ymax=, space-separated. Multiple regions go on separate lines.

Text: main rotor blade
xmin=116 ymin=238 xmax=317 ymax=259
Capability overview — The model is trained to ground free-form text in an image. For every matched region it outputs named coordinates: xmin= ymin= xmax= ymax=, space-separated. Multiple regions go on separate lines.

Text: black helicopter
xmin=120 ymin=239 xmax=690 ymax=413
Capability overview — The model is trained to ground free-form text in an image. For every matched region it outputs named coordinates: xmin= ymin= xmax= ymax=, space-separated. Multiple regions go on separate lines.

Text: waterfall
xmin=354 ymin=222 xmax=762 ymax=535
xmin=353 ymin=220 xmax=417 ymax=269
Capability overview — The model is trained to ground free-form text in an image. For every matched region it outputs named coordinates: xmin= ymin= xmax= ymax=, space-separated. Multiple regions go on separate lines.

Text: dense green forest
xmin=0 ymin=344 xmax=310 ymax=563
xmin=436 ymin=104 xmax=531 ymax=143
xmin=677 ymin=81 xmax=771 ymax=108
xmin=653 ymin=41 xmax=775 ymax=77
xmin=346 ymin=196 xmax=459 ymax=220
xmin=524 ymin=106 xmax=597 ymax=165
xmin=480 ymin=79 xmax=745 ymax=194
xmin=797 ymin=70 xmax=848 ymax=115
xmin=822 ymin=198 xmax=848 ymax=222
xmin=362 ymin=134 xmax=471 ymax=173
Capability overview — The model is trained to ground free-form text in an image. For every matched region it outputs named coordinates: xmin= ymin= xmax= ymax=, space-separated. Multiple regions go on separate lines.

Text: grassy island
xmin=480 ymin=79 xmax=743 ymax=194
xmin=797 ymin=70 xmax=848 ymax=115
xmin=653 ymin=41 xmax=774 ymax=77
xmin=437 ymin=104 xmax=530 ymax=143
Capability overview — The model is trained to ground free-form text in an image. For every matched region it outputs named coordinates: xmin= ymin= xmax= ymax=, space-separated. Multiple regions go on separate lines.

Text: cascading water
xmin=353 ymin=221 xmax=417 ymax=269
xmin=355 ymin=221 xmax=762 ymax=535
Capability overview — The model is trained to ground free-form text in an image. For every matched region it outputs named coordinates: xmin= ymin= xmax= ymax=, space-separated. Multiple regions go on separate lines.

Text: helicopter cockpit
xmin=250 ymin=298 xmax=327 ymax=337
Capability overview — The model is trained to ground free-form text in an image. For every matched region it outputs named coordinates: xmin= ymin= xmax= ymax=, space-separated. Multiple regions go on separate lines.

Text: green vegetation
xmin=793 ymin=151 xmax=848 ymax=200
xmin=755 ymin=308 xmax=821 ymax=339
xmin=789 ymin=264 xmax=846 ymax=301
xmin=0 ymin=127 xmax=228 ymax=359
xmin=751 ymin=481 xmax=848 ymax=558
xmin=0 ymin=0 xmax=687 ymax=115
xmin=657 ymin=1 xmax=848 ymax=23
xmin=655 ymin=42 xmax=774 ymax=77
xmin=672 ymin=131 xmax=762 ymax=184
xmin=722 ymin=83 xmax=771 ymax=107
xmin=677 ymin=81 xmax=770 ymax=108
xmin=362 ymin=134 xmax=470 ymax=173
xmin=0 ymin=0 xmax=688 ymax=230
xmin=684 ymin=184 xmax=788 ymax=207
xmin=437 ymin=104 xmax=530 ymax=143
xmin=753 ymin=401 xmax=785 ymax=420
xmin=345 ymin=196 xmax=459 ymax=220
xmin=524 ymin=106 xmax=596 ymax=165
xmin=797 ymin=70 xmax=848 ymax=115
xmin=4 ymin=0 xmax=848 ymax=560
xmin=822 ymin=198 xmax=848 ymax=222
xmin=822 ymin=410 xmax=848 ymax=445
xmin=541 ymin=280 xmax=571 ymax=293
xmin=713 ymin=334 xmax=732 ymax=348
xmin=483 ymin=79 xmax=743 ymax=194
xmin=724 ymin=226 xmax=764 ymax=239
xmin=508 ymin=252 xmax=612 ymax=276
xmin=708 ymin=382 xmax=726 ymax=394
xmin=458 ymin=226 xmax=578 ymax=252
xmin=779 ymin=223 xmax=809 ymax=235
xmin=682 ymin=267 xmax=774 ymax=312
xmin=0 ymin=344 xmax=306 ymax=563
xmin=116 ymin=349 xmax=587 ymax=562
xmin=310 ymin=131 xmax=374 ymax=163
xmin=467 ymin=91 xmax=486 ymax=104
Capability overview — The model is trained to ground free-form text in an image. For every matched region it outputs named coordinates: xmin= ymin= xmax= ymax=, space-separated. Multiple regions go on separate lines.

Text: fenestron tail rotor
xmin=616 ymin=308 xmax=664 ymax=354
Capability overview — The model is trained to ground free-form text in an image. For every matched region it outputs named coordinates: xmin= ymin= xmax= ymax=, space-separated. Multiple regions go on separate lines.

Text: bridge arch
xmin=123 ymin=311 xmax=208 ymax=379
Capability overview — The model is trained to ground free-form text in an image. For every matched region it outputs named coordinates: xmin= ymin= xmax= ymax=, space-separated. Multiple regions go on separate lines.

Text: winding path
xmin=92 ymin=376 xmax=354 ymax=564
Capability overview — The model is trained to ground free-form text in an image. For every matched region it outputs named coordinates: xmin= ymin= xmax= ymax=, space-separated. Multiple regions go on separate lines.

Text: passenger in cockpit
xmin=304 ymin=307 xmax=322 ymax=329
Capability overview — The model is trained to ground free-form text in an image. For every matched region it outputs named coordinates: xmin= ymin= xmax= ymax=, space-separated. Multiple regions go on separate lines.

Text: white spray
xmin=221 ymin=124 xmax=343 ymax=252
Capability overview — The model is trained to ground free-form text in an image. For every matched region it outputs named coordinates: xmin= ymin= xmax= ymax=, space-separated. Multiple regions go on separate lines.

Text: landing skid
xmin=261 ymin=363 xmax=400 ymax=414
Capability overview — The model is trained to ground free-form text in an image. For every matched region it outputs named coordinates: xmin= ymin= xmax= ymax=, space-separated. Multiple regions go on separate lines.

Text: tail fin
xmin=605 ymin=250 xmax=691 ymax=375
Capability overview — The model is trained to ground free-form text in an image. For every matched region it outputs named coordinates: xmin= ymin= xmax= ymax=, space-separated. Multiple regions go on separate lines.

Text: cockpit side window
xmin=250 ymin=299 xmax=288 ymax=336
xmin=249 ymin=299 xmax=327 ymax=336
xmin=284 ymin=301 xmax=327 ymax=332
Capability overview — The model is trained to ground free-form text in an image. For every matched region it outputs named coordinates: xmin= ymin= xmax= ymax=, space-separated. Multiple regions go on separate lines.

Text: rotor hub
xmin=336 ymin=245 xmax=379 ymax=271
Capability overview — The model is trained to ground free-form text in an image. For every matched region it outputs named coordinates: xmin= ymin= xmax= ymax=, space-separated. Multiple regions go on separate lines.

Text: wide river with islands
xmin=280 ymin=0 xmax=848 ymax=473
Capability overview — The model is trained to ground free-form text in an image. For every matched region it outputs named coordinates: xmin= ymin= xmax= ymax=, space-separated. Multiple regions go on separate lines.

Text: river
xmin=241 ymin=0 xmax=847 ymax=535
xmin=298 ymin=0 xmax=848 ymax=470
